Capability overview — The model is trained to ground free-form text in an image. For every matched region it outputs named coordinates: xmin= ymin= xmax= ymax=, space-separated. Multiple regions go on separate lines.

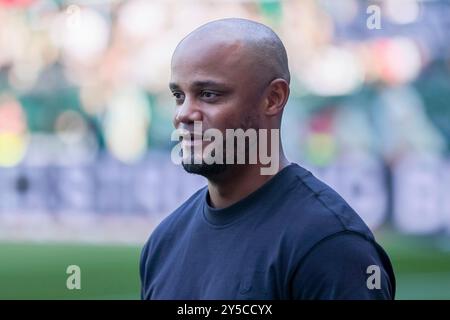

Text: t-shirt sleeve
xmin=292 ymin=231 xmax=395 ymax=300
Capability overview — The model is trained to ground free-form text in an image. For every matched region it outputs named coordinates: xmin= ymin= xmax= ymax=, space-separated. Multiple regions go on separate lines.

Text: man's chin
xmin=181 ymin=162 xmax=228 ymax=178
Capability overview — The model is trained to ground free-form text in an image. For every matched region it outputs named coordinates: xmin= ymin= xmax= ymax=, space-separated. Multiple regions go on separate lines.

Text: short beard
xmin=181 ymin=138 xmax=251 ymax=179
xmin=182 ymin=161 xmax=228 ymax=178
xmin=181 ymin=114 xmax=259 ymax=179
xmin=181 ymin=145 xmax=229 ymax=178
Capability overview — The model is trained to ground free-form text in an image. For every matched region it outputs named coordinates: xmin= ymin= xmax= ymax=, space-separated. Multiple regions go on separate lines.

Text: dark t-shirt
xmin=140 ymin=163 xmax=396 ymax=299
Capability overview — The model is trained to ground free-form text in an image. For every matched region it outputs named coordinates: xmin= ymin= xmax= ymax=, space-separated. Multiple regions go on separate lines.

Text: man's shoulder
xmin=281 ymin=165 xmax=396 ymax=298
xmin=282 ymin=164 xmax=376 ymax=247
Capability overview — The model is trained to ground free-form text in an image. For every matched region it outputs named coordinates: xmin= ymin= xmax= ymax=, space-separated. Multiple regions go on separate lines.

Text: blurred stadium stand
xmin=1 ymin=0 xmax=450 ymax=300
xmin=1 ymin=0 xmax=449 ymax=242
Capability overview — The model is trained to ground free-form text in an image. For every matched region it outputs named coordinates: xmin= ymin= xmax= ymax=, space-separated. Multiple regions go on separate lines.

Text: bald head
xmin=171 ymin=17 xmax=291 ymax=141
xmin=170 ymin=18 xmax=290 ymax=178
xmin=173 ymin=18 xmax=290 ymax=85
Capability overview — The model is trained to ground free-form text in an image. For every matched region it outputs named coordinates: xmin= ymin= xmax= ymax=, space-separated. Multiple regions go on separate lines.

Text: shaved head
xmin=173 ymin=18 xmax=290 ymax=86
xmin=170 ymin=18 xmax=290 ymax=178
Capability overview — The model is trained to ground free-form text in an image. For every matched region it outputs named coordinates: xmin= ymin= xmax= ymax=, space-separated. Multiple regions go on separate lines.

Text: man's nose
xmin=173 ymin=97 xmax=202 ymax=128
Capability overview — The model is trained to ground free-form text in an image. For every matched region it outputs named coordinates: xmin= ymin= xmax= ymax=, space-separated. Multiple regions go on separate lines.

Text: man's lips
xmin=180 ymin=133 xmax=206 ymax=146
xmin=181 ymin=133 xmax=202 ymax=140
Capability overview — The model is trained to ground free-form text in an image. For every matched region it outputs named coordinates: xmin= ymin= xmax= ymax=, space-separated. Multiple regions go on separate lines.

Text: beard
xmin=181 ymin=145 xmax=229 ymax=178
xmin=180 ymin=114 xmax=260 ymax=179
xmin=181 ymin=136 xmax=257 ymax=179
xmin=182 ymin=161 xmax=228 ymax=177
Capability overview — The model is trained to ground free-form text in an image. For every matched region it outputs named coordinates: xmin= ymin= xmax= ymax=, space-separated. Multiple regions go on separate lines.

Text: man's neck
xmin=207 ymin=154 xmax=290 ymax=209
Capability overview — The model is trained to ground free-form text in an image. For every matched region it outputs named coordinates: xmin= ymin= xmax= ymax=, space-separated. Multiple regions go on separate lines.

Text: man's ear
xmin=264 ymin=78 xmax=290 ymax=116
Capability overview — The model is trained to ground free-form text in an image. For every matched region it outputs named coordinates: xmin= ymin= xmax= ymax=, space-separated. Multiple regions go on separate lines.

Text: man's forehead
xmin=171 ymin=36 xmax=250 ymax=78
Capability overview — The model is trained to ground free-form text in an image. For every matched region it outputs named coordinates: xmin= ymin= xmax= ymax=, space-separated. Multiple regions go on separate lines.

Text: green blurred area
xmin=375 ymin=230 xmax=450 ymax=300
xmin=0 ymin=231 xmax=449 ymax=299
xmin=0 ymin=242 xmax=141 ymax=300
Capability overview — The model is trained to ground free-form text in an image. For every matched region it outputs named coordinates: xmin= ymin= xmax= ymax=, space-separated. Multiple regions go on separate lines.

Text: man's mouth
xmin=181 ymin=133 xmax=204 ymax=146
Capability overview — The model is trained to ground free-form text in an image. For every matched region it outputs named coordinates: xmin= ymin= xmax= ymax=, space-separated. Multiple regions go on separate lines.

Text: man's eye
xmin=200 ymin=91 xmax=219 ymax=99
xmin=172 ymin=92 xmax=184 ymax=100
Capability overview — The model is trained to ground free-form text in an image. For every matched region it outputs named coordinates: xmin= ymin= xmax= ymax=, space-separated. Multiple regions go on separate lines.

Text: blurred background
xmin=0 ymin=0 xmax=449 ymax=299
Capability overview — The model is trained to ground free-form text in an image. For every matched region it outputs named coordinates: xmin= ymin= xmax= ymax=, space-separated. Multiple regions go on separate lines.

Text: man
xmin=140 ymin=18 xmax=395 ymax=300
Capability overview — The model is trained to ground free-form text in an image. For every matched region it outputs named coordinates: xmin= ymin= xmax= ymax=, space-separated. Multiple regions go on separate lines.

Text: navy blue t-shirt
xmin=140 ymin=163 xmax=396 ymax=299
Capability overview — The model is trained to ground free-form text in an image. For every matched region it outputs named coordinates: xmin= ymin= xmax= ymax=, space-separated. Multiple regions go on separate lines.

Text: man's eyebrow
xmin=169 ymin=81 xmax=229 ymax=91
xmin=169 ymin=82 xmax=180 ymax=91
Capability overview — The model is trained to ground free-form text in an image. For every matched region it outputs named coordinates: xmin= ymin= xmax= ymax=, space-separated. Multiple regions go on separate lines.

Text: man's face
xmin=170 ymin=37 xmax=265 ymax=176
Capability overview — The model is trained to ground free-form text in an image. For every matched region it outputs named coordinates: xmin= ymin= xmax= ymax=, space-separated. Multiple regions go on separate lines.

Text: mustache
xmin=176 ymin=124 xmax=208 ymax=141
xmin=178 ymin=131 xmax=204 ymax=141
